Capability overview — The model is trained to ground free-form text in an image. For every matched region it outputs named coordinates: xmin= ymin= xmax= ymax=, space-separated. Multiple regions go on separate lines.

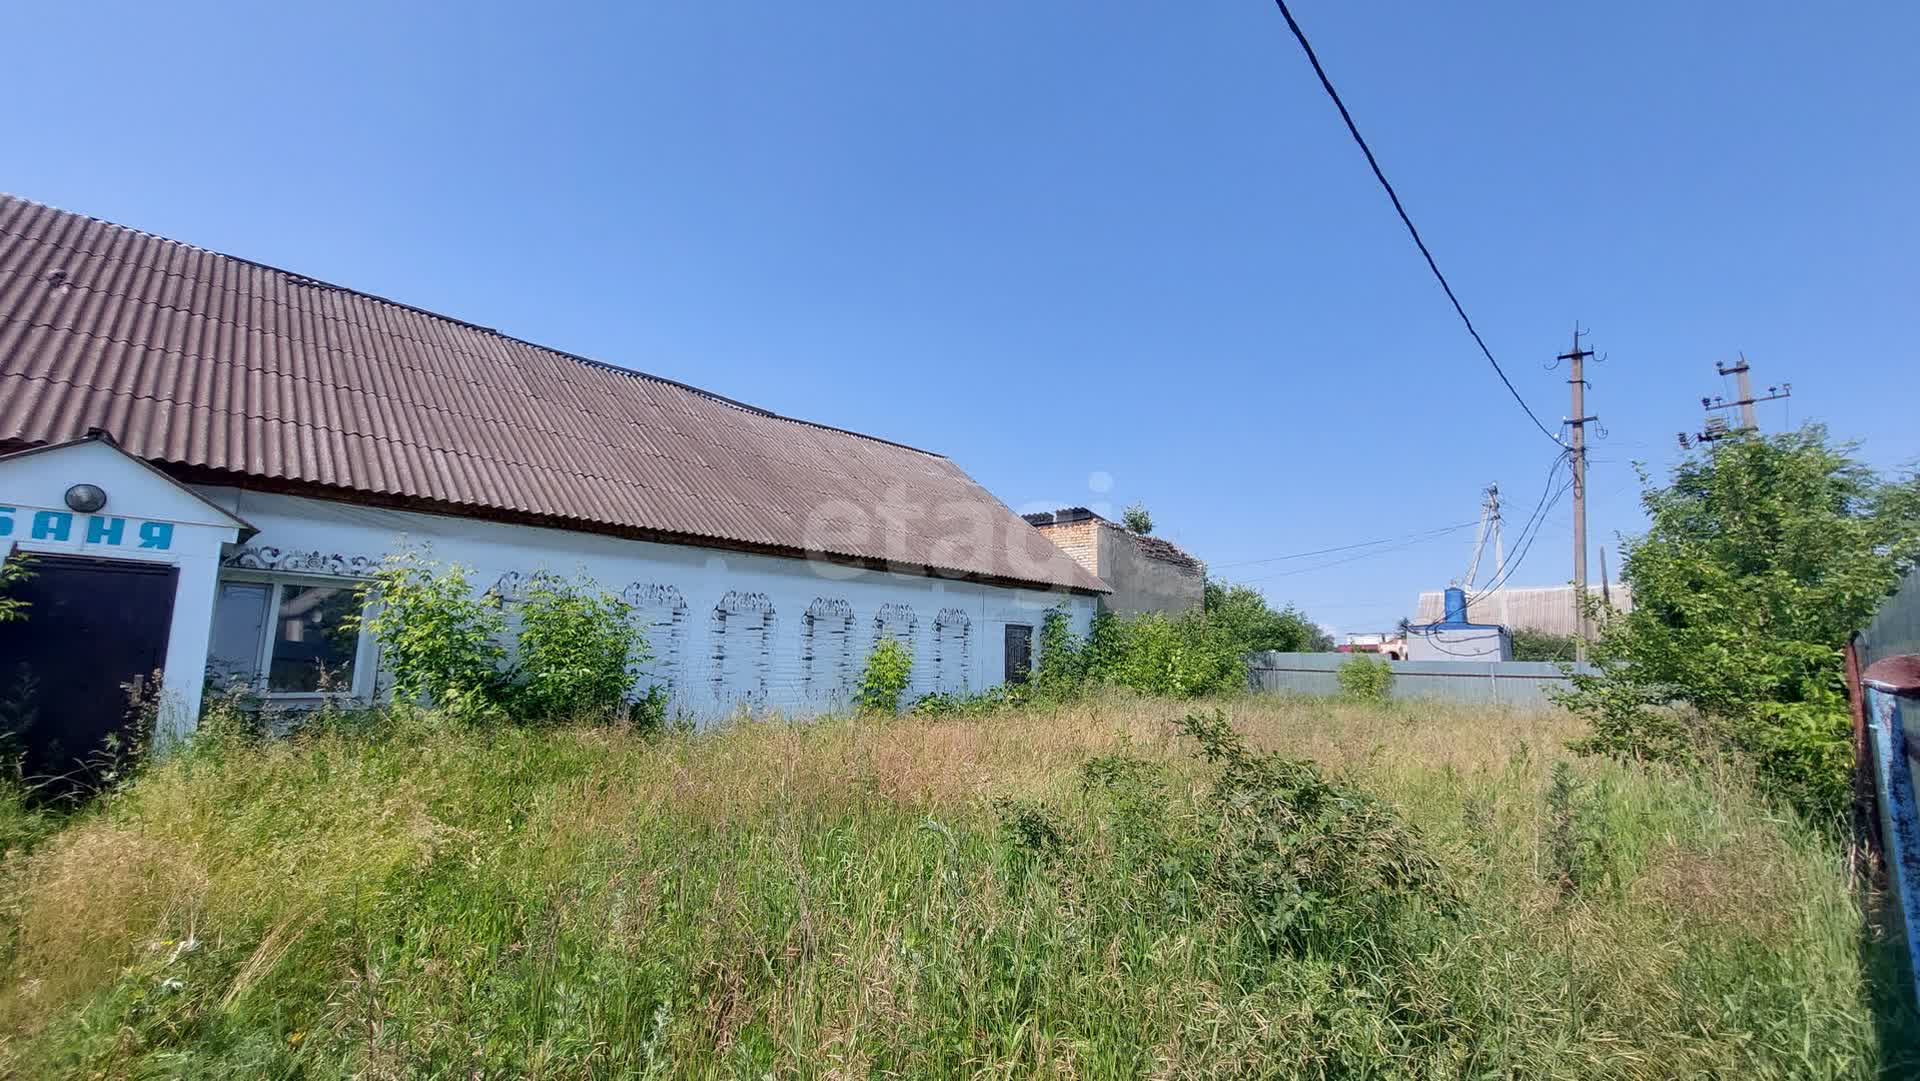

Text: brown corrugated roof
xmin=0 ymin=194 xmax=1105 ymax=593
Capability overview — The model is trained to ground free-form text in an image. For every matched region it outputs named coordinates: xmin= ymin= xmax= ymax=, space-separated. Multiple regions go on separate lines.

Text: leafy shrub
xmin=356 ymin=553 xmax=652 ymax=726
xmin=0 ymin=552 xmax=30 ymax=624
xmin=1203 ymin=580 xmax=1323 ymax=653
xmin=354 ymin=550 xmax=507 ymax=720
xmin=1033 ymin=607 xmax=1090 ymax=699
xmin=1095 ymin=613 xmax=1244 ymax=697
xmin=1561 ymin=677 xmax=1703 ymax=766
xmin=1024 ymin=606 xmax=1252 ymax=705
xmin=1511 ymin=629 xmax=1581 ymax=663
xmin=192 ymin=682 xmax=269 ymax=753
xmin=626 ymin=684 xmax=673 ymax=734
xmin=1010 ymin=708 xmax=1456 ymax=960
xmin=1173 ymin=709 xmax=1456 ymax=947
xmin=856 ymin=637 xmax=913 ymax=714
xmin=1544 ymin=761 xmax=1611 ymax=898
xmin=1336 ymin=655 xmax=1394 ymax=703
xmin=1560 ymin=426 xmax=1920 ymax=823
xmin=508 ymin=575 xmax=645 ymax=723
xmin=1121 ymin=503 xmax=1153 ymax=534
xmin=910 ymin=683 xmax=1028 ymax=717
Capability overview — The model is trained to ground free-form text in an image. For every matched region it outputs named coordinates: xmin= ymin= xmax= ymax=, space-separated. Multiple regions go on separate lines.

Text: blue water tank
xmin=1443 ymin=586 xmax=1469 ymax=624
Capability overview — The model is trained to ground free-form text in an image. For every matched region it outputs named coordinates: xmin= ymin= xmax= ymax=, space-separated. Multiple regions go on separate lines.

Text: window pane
xmin=206 ymin=582 xmax=271 ymax=689
xmin=267 ymin=584 xmax=361 ymax=692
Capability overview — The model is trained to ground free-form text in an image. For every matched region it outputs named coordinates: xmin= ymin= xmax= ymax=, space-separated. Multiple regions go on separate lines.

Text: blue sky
xmin=5 ymin=2 xmax=1914 ymax=634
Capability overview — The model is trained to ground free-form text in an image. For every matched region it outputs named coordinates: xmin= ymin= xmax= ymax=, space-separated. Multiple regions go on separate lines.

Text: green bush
xmin=1560 ymin=426 xmax=1920 ymax=824
xmin=1033 ymin=607 xmax=1089 ymax=699
xmin=508 ymin=575 xmax=646 ymax=723
xmin=1336 ymin=655 xmax=1394 ymax=703
xmin=355 ymin=552 xmax=652 ymax=726
xmin=910 ymin=683 xmax=1028 ymax=717
xmin=856 ymin=637 xmax=913 ymax=714
xmin=1511 ymin=629 xmax=1581 ymax=663
xmin=1015 ymin=708 xmax=1455 ymax=962
xmin=354 ymin=550 xmax=507 ymax=720
xmin=1095 ymin=613 xmax=1244 ymax=698
xmin=1024 ymin=606 xmax=1251 ymax=705
xmin=1202 ymin=580 xmax=1322 ymax=652
xmin=0 ymin=552 xmax=30 ymax=624
xmin=1544 ymin=761 xmax=1612 ymax=898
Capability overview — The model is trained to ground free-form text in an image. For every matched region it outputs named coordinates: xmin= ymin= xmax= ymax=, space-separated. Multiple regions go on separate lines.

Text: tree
xmin=1562 ymin=426 xmax=1920 ymax=822
xmin=1203 ymin=580 xmax=1319 ymax=653
xmin=1121 ymin=503 xmax=1153 ymax=534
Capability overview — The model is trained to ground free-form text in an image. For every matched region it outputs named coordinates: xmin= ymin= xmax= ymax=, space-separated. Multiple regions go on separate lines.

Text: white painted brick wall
xmin=196 ymin=487 xmax=1094 ymax=722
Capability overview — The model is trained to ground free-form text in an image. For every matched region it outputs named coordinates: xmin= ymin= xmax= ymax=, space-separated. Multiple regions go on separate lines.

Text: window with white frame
xmin=205 ymin=577 xmax=372 ymax=696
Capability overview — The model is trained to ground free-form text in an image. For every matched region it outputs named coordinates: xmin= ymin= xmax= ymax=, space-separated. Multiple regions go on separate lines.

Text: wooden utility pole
xmin=1560 ymin=328 xmax=1597 ymax=662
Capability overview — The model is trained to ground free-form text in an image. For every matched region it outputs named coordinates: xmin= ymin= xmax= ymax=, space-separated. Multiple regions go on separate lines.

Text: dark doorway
xmin=0 ymin=553 xmax=177 ymax=798
xmin=1004 ymin=624 xmax=1033 ymax=685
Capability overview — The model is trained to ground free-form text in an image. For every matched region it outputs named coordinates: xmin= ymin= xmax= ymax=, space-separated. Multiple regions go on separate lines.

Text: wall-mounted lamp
xmin=64 ymin=483 xmax=108 ymax=513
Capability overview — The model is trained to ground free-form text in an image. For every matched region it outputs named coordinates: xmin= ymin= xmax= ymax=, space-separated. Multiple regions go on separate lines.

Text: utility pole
xmin=1680 ymin=355 xmax=1791 ymax=448
xmin=1461 ymin=483 xmax=1504 ymax=589
xmin=1460 ymin=483 xmax=1507 ymax=625
xmin=1560 ymin=328 xmax=1598 ymax=662
xmin=1723 ymin=356 xmax=1758 ymax=432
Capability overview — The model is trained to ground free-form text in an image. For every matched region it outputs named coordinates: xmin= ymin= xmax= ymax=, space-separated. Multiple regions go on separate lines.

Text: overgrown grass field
xmin=0 ymin=695 xmax=1907 ymax=1078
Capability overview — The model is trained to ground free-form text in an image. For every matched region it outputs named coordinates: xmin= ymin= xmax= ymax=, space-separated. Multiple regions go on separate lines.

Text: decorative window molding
xmin=710 ymin=590 xmax=776 ymax=710
xmin=223 ymin=546 xmax=379 ymax=578
xmin=933 ymin=607 xmax=972 ymax=695
xmin=802 ymin=597 xmax=856 ymax=704
xmin=486 ymin=569 xmax=566 ymax=605
xmin=622 ymin=582 xmax=689 ymax=699
xmin=872 ymin=602 xmax=917 ymax=653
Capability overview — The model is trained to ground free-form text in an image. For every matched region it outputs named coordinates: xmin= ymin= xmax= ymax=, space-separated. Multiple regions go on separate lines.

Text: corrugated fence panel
xmin=1857 ymin=562 xmax=1920 ymax=1009
xmin=1247 ymin=652 xmax=1595 ymax=708
xmin=1862 ymin=564 xmax=1920 ymax=669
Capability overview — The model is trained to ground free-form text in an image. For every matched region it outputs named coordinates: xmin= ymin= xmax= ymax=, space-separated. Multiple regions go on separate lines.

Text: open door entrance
xmin=0 ymin=553 xmax=177 ymax=799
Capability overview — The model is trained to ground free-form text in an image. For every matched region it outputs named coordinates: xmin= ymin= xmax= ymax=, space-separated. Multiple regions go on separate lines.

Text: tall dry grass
xmin=0 ymin=693 xmax=1904 ymax=1078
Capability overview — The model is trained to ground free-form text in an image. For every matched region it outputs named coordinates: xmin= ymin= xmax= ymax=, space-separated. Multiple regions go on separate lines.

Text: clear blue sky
xmin=5 ymin=2 xmax=1914 ymax=634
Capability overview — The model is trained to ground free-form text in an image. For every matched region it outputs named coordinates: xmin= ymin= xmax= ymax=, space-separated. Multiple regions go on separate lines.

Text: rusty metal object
xmin=1865 ymin=655 xmax=1920 ymax=695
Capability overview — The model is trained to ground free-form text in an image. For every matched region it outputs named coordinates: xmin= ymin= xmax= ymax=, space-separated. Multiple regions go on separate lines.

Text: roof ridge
xmin=0 ymin=192 xmax=946 ymax=459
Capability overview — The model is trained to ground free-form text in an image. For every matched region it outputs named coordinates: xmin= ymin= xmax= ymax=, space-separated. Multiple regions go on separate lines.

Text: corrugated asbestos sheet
xmin=0 ymin=195 xmax=1105 ymax=593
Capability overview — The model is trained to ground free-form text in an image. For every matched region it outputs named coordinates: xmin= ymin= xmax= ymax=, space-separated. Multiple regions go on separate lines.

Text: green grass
xmin=0 ymin=694 xmax=1907 ymax=1078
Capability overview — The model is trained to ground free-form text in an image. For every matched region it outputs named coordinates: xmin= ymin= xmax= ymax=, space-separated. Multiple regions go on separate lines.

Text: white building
xmin=0 ymin=196 xmax=1104 ymax=778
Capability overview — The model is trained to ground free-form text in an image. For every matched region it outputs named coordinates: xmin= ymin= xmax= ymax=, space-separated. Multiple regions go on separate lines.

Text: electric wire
xmin=1237 ymin=527 xmax=1473 ymax=586
xmin=1266 ymin=0 xmax=1565 ymax=447
xmin=1210 ymin=520 xmax=1478 ymax=570
xmin=1468 ymin=459 xmax=1573 ymax=600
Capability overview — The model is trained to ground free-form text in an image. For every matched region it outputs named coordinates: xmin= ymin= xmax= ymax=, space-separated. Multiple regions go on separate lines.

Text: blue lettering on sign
xmin=30 ymin=511 xmax=73 ymax=542
xmin=0 ymin=501 xmax=178 ymax=551
xmin=86 ymin=516 xmax=127 ymax=545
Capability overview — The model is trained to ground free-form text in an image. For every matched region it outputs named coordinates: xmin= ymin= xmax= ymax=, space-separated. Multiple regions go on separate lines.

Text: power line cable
xmin=1266 ymin=0 xmax=1565 ymax=448
xmin=1238 ymin=527 xmax=1472 ymax=585
xmin=1211 ymin=520 xmax=1478 ymax=570
xmin=1476 ymin=482 xmax=1569 ymax=598
xmin=1468 ymin=456 xmax=1572 ymax=599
